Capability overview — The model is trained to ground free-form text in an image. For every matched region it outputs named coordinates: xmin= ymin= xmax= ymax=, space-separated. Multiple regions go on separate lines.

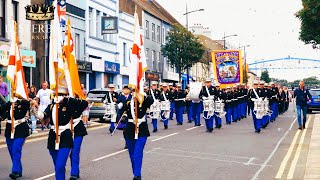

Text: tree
xmin=296 ymin=0 xmax=320 ymax=47
xmin=162 ymin=24 xmax=205 ymax=82
xmin=260 ymin=70 xmax=271 ymax=83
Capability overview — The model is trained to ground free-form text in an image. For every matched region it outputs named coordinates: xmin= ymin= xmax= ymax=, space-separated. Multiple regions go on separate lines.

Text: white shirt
xmin=36 ymin=88 xmax=53 ymax=112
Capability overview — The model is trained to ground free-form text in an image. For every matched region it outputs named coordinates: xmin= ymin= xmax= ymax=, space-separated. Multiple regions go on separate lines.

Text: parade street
xmin=0 ymin=107 xmax=317 ymax=180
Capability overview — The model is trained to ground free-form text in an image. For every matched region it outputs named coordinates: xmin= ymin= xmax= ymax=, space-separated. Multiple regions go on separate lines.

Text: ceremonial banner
xmin=211 ymin=50 xmax=243 ymax=88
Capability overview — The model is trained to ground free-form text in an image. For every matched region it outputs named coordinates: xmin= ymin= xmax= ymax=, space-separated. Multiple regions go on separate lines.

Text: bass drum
xmin=189 ymin=82 xmax=203 ymax=101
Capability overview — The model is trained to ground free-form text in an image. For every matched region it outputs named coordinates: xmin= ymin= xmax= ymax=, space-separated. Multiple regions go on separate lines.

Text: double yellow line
xmin=275 ymin=116 xmax=312 ymax=179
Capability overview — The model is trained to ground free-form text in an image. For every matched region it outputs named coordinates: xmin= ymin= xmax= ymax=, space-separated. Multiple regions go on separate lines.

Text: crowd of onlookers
xmin=0 ymin=76 xmax=88 ymax=135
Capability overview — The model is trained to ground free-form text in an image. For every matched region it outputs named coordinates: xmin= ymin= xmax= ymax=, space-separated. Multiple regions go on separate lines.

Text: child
xmin=30 ymin=100 xmax=38 ymax=134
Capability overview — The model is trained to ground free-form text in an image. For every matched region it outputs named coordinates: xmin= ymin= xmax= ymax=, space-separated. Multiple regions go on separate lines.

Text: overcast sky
xmin=156 ymin=0 xmax=320 ymax=81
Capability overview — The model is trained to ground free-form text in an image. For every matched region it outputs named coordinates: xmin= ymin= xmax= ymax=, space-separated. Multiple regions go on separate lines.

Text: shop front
xmin=104 ymin=60 xmax=120 ymax=88
xmin=77 ymin=60 xmax=92 ymax=87
xmin=145 ymin=71 xmax=160 ymax=87
xmin=89 ymin=56 xmax=104 ymax=90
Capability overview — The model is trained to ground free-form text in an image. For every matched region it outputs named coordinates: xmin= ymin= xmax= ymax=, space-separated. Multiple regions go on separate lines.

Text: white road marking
xmin=157 ymin=148 xmax=253 ymax=159
xmin=251 ymin=118 xmax=297 ymax=180
xmin=34 ymin=173 xmax=55 ymax=180
xmin=245 ymin=157 xmax=256 ymax=166
xmin=151 ymin=133 xmax=179 ymax=142
xmin=185 ymin=127 xmax=199 ymax=131
xmin=287 ymin=116 xmax=311 ymax=179
xmin=149 ymin=151 xmax=266 ymax=166
xmin=275 ymin=130 xmax=301 ymax=179
xmin=146 ymin=148 xmax=161 ymax=154
xmin=92 ymin=149 xmax=128 ymax=162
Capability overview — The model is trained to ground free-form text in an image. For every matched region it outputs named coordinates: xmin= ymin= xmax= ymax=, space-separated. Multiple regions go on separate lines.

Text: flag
xmin=49 ymin=0 xmax=66 ymax=91
xmin=6 ymin=20 xmax=28 ymax=100
xmin=63 ymin=19 xmax=85 ymax=99
xmin=57 ymin=0 xmax=67 ymax=27
xmin=129 ymin=12 xmax=148 ymax=103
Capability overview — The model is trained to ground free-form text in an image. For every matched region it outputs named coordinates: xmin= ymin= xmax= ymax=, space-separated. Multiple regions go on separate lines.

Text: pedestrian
xmin=106 ymin=84 xmax=119 ymax=133
xmin=36 ymin=81 xmax=53 ymax=130
xmin=147 ymin=81 xmax=161 ymax=132
xmin=26 ymin=82 xmax=30 ymax=94
xmin=225 ymin=87 xmax=233 ymax=125
xmin=122 ymin=88 xmax=154 ymax=180
xmin=81 ymin=83 xmax=87 ymax=95
xmin=30 ymin=100 xmax=39 ymax=134
xmin=173 ymin=84 xmax=186 ymax=125
xmin=293 ymin=80 xmax=312 ymax=130
xmin=168 ymin=83 xmax=175 ymax=120
xmin=215 ymin=83 xmax=225 ymax=128
xmin=159 ymin=83 xmax=172 ymax=129
xmin=248 ymin=81 xmax=262 ymax=133
xmin=0 ymin=95 xmax=30 ymax=179
xmin=70 ymin=97 xmax=89 ymax=180
xmin=199 ymin=78 xmax=216 ymax=132
xmin=28 ymin=85 xmax=37 ymax=100
xmin=270 ymin=82 xmax=279 ymax=122
xmin=38 ymin=87 xmax=75 ymax=180
xmin=0 ymin=76 xmax=8 ymax=104
xmin=185 ymin=85 xmax=193 ymax=123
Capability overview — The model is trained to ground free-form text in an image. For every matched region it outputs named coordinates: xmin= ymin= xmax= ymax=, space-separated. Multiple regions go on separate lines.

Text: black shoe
xmin=298 ymin=127 xmax=302 ymax=130
xmin=133 ymin=176 xmax=141 ymax=180
xmin=303 ymin=122 xmax=306 ymax=129
xmin=255 ymin=129 xmax=261 ymax=133
xmin=70 ymin=176 xmax=79 ymax=180
xmin=109 ymin=128 xmax=113 ymax=133
xmin=153 ymin=129 xmax=158 ymax=132
xmin=208 ymin=128 xmax=213 ymax=133
xmin=197 ymin=124 xmax=201 ymax=126
xmin=124 ymin=145 xmax=128 ymax=149
xmin=215 ymin=125 xmax=221 ymax=129
xmin=41 ymin=126 xmax=44 ymax=131
xmin=164 ymin=125 xmax=168 ymax=129
xmin=9 ymin=172 xmax=21 ymax=179
xmin=177 ymin=123 xmax=182 ymax=125
xmin=188 ymin=120 xmax=192 ymax=123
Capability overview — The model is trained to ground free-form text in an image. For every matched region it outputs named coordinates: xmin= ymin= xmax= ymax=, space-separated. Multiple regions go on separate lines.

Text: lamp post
xmin=183 ymin=4 xmax=204 ymax=86
xmin=223 ymin=33 xmax=237 ymax=50
xmin=239 ymin=45 xmax=250 ymax=85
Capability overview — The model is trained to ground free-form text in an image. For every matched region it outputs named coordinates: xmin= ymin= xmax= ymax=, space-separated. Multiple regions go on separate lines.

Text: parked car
xmin=307 ymin=89 xmax=320 ymax=113
xmin=87 ymin=88 xmax=121 ymax=122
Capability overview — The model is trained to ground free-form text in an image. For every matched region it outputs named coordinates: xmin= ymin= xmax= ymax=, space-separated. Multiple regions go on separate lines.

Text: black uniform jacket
xmin=147 ymin=89 xmax=161 ymax=100
xmin=1 ymin=99 xmax=30 ymax=139
xmin=104 ymin=91 xmax=119 ymax=103
xmin=72 ymin=99 xmax=89 ymax=137
xmin=123 ymin=95 xmax=154 ymax=139
xmin=159 ymin=89 xmax=173 ymax=102
xmin=44 ymin=97 xmax=76 ymax=150
xmin=199 ymin=85 xmax=216 ymax=99
xmin=173 ymin=90 xmax=186 ymax=107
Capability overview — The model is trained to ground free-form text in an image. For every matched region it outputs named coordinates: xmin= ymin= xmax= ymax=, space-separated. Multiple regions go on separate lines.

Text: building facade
xmin=86 ymin=0 xmax=120 ymax=90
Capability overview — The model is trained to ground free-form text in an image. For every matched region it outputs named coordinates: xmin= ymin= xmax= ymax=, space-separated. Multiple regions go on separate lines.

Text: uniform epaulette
xmin=50 ymin=104 xmax=54 ymax=111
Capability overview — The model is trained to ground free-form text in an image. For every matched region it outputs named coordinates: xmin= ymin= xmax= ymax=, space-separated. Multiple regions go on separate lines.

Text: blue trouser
xmin=126 ymin=137 xmax=147 ymax=177
xmin=247 ymin=102 xmax=251 ymax=115
xmin=262 ymin=116 xmax=269 ymax=127
xmin=160 ymin=110 xmax=168 ymax=127
xmin=244 ymin=102 xmax=247 ymax=117
xmin=186 ymin=105 xmax=193 ymax=121
xmin=233 ymin=104 xmax=238 ymax=121
xmin=110 ymin=122 xmax=115 ymax=131
xmin=203 ymin=111 xmax=214 ymax=130
xmin=271 ymin=102 xmax=278 ymax=120
xmin=6 ymin=138 xmax=25 ymax=175
xmin=169 ymin=102 xmax=175 ymax=119
xmin=225 ymin=106 xmax=232 ymax=124
xmin=251 ymin=109 xmax=262 ymax=131
xmin=296 ymin=105 xmax=307 ymax=127
xmin=152 ymin=118 xmax=158 ymax=130
xmin=175 ymin=106 xmax=184 ymax=124
xmin=70 ymin=136 xmax=83 ymax=177
xmin=238 ymin=103 xmax=242 ymax=118
xmin=49 ymin=148 xmax=71 ymax=180
xmin=214 ymin=114 xmax=222 ymax=128
xmin=192 ymin=102 xmax=201 ymax=126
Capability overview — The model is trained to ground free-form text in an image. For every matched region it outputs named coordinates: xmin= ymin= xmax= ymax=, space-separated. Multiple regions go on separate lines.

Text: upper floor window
xmin=145 ymin=20 xmax=149 ymax=39
xmin=157 ymin=25 xmax=160 ymax=42
xmin=96 ymin=10 xmax=101 ymax=37
xmin=89 ymin=8 xmax=94 ymax=36
xmin=75 ymin=33 xmax=80 ymax=60
xmin=0 ymin=0 xmax=5 ymax=38
xmin=123 ymin=42 xmax=127 ymax=66
xmin=151 ymin=23 xmax=155 ymax=41
xmin=162 ymin=27 xmax=165 ymax=44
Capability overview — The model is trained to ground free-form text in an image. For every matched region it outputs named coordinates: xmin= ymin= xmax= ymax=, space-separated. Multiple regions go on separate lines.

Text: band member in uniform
xmin=214 ymin=83 xmax=225 ymax=128
xmin=168 ymin=83 xmax=175 ymax=120
xmin=70 ymin=98 xmax=89 ymax=180
xmin=270 ymin=82 xmax=278 ymax=121
xmin=232 ymin=85 xmax=239 ymax=122
xmin=173 ymin=84 xmax=186 ymax=125
xmin=248 ymin=81 xmax=262 ymax=133
xmin=278 ymin=86 xmax=286 ymax=115
xmin=199 ymin=79 xmax=216 ymax=132
xmin=159 ymin=83 xmax=172 ymax=129
xmin=237 ymin=84 xmax=244 ymax=120
xmin=225 ymin=87 xmax=233 ymax=124
xmin=122 ymin=89 xmax=154 ymax=180
xmin=243 ymin=84 xmax=249 ymax=118
xmin=258 ymin=81 xmax=269 ymax=128
xmin=147 ymin=81 xmax=161 ymax=132
xmin=190 ymin=85 xmax=202 ymax=127
xmin=106 ymin=84 xmax=119 ymax=133
xmin=38 ymin=87 xmax=75 ymax=180
xmin=284 ymin=86 xmax=290 ymax=112
xmin=185 ymin=85 xmax=193 ymax=123
xmin=0 ymin=95 xmax=30 ymax=179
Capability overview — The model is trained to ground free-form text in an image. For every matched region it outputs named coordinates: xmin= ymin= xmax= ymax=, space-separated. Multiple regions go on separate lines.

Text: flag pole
xmin=134 ymin=4 xmax=139 ymax=140
xmin=54 ymin=60 xmax=59 ymax=150
xmin=10 ymin=21 xmax=17 ymax=139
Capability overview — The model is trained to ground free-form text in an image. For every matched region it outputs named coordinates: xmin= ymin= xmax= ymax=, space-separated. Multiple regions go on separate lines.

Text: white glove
xmin=37 ymin=111 xmax=44 ymax=120
xmin=202 ymin=96 xmax=208 ymax=100
xmin=10 ymin=97 xmax=18 ymax=103
xmin=54 ymin=96 xmax=64 ymax=103
xmin=117 ymin=102 xmax=123 ymax=109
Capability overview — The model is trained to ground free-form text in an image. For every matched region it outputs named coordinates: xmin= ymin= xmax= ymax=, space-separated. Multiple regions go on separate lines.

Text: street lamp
xmin=183 ymin=5 xmax=204 ymax=85
xmin=239 ymin=45 xmax=250 ymax=85
xmin=223 ymin=33 xmax=237 ymax=50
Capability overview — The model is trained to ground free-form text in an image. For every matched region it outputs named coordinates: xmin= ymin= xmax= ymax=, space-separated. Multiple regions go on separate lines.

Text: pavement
xmin=0 ymin=106 xmax=318 ymax=180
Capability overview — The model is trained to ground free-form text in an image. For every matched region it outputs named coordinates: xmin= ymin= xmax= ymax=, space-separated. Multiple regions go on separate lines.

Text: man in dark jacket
xmin=293 ymin=80 xmax=312 ymax=130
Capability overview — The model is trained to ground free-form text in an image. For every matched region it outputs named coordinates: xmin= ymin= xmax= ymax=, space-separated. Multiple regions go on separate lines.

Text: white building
xmin=86 ymin=0 xmax=120 ymax=90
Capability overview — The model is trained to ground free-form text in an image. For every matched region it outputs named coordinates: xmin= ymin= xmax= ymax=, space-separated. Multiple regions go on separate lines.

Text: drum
xmin=160 ymin=101 xmax=170 ymax=111
xmin=189 ymin=82 xmax=203 ymax=101
xmin=104 ymin=103 xmax=116 ymax=121
xmin=252 ymin=98 xmax=264 ymax=119
xmin=215 ymin=101 xmax=225 ymax=113
xmin=203 ymin=99 xmax=215 ymax=112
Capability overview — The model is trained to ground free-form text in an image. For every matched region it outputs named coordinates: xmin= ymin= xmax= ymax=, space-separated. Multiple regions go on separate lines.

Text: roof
xmin=132 ymin=0 xmax=180 ymax=25
xmin=195 ymin=35 xmax=224 ymax=50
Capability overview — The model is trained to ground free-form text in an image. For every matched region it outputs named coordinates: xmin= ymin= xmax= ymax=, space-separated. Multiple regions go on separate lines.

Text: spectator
xmin=30 ymin=100 xmax=38 ymax=134
xmin=293 ymin=80 xmax=312 ymax=130
xmin=81 ymin=83 xmax=87 ymax=95
xmin=28 ymin=85 xmax=37 ymax=100
xmin=0 ymin=76 xmax=8 ymax=104
xmin=26 ymin=82 xmax=30 ymax=93
xmin=80 ymin=84 xmax=89 ymax=126
xmin=36 ymin=81 xmax=53 ymax=130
